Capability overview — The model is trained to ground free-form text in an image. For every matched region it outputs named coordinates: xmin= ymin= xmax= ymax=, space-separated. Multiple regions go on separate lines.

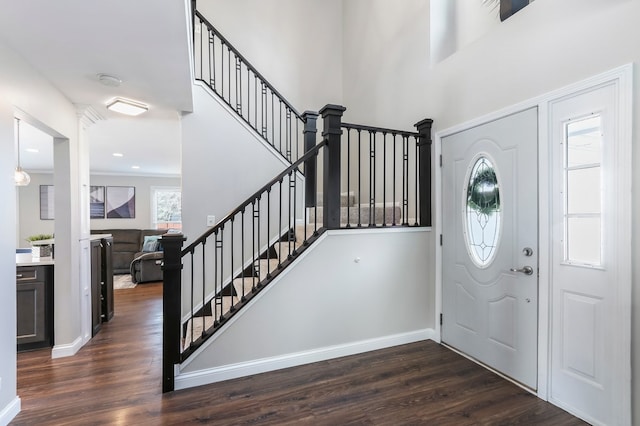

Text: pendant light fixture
xmin=14 ymin=118 xmax=31 ymax=186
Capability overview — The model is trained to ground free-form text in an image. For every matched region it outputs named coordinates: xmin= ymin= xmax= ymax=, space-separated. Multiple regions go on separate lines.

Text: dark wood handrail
xmin=342 ymin=122 xmax=420 ymax=138
xmin=195 ymin=10 xmax=304 ymax=121
xmin=182 ymin=139 xmax=327 ymax=255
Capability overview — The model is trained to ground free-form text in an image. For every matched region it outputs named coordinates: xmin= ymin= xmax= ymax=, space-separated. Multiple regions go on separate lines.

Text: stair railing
xmin=162 ymin=105 xmax=432 ymax=392
xmin=337 ymin=119 xmax=433 ymax=228
xmin=162 ymin=109 xmax=326 ymax=392
xmin=193 ymin=10 xmax=307 ymax=164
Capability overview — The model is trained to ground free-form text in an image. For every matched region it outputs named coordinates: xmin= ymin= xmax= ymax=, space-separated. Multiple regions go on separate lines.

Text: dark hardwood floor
xmin=13 ymin=283 xmax=585 ymax=425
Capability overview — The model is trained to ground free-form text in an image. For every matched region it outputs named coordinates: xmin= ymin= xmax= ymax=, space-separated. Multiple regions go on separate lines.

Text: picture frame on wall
xmin=89 ymin=186 xmax=105 ymax=219
xmin=106 ymin=186 xmax=136 ymax=219
xmin=39 ymin=185 xmax=55 ymax=220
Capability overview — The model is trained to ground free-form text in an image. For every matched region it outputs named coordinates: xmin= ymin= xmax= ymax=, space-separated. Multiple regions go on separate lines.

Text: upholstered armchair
xmin=130 ymin=234 xmax=164 ymax=283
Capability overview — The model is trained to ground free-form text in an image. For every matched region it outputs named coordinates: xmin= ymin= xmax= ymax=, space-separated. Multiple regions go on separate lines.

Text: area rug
xmin=114 ymin=274 xmax=137 ymax=290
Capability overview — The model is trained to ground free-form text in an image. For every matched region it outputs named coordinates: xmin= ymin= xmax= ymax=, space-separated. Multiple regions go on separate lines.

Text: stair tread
xmin=183 ymin=315 xmax=215 ymax=349
xmin=232 ymin=277 xmax=258 ymax=297
xmin=255 ymin=259 xmax=280 ymax=280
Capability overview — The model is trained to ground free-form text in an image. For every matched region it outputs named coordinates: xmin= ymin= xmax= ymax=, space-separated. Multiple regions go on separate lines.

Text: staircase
xmin=161 ymin=6 xmax=433 ymax=392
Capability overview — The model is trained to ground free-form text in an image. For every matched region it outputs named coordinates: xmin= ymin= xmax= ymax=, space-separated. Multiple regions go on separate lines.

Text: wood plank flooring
xmin=13 ymin=283 xmax=586 ymax=425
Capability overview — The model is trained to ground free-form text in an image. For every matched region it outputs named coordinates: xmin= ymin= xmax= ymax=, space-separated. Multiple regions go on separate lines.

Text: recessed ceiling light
xmin=26 ymin=148 xmax=39 ymax=153
xmin=131 ymin=165 xmax=140 ymax=169
xmin=113 ymin=152 xmax=124 ymax=157
xmin=97 ymin=73 xmax=122 ymax=87
xmin=106 ymin=97 xmax=148 ymax=116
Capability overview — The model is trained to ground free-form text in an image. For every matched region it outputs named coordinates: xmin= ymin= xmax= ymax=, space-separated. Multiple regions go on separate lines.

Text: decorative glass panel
xmin=564 ymin=115 xmax=603 ymax=266
xmin=465 ymin=156 xmax=501 ymax=267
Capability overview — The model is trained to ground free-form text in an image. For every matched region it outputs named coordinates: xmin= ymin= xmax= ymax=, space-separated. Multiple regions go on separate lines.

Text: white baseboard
xmin=0 ymin=396 xmax=20 ymax=426
xmin=175 ymin=328 xmax=436 ymax=390
xmin=52 ymin=336 xmax=83 ymax=359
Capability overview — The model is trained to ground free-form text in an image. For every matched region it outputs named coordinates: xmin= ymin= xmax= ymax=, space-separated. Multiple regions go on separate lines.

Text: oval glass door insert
xmin=464 ymin=156 xmax=502 ymax=267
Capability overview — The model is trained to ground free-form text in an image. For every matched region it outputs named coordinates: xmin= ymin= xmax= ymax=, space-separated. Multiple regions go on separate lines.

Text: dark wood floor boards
xmin=12 ymin=283 xmax=585 ymax=425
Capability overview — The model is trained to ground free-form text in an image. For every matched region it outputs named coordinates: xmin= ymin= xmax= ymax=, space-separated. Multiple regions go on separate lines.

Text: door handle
xmin=510 ymin=266 xmax=534 ymax=275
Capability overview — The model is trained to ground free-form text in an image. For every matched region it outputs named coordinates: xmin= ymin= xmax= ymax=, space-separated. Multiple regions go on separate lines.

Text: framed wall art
xmin=106 ymin=186 xmax=136 ymax=219
xmin=90 ymin=186 xmax=105 ymax=219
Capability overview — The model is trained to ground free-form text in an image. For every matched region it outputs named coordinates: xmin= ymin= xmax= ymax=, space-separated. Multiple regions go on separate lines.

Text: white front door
xmin=548 ymin=82 xmax=630 ymax=425
xmin=442 ymin=108 xmax=538 ymax=389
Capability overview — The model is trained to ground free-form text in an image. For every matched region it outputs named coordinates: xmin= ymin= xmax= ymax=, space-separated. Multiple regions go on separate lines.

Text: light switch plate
xmin=207 ymin=215 xmax=216 ymax=226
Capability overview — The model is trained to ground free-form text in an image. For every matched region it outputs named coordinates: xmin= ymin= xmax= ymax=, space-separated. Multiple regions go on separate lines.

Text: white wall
xmin=179 ymin=229 xmax=433 ymax=383
xmin=17 ymin=173 xmax=181 ymax=244
xmin=0 ymin=39 xmax=84 ymax=424
xmin=341 ymin=0 xmax=640 ymax=422
xmin=181 ymin=84 xmax=303 ymax=246
xmin=342 ymin=0 xmax=431 ymax=128
xmin=197 ymin=0 xmax=344 ymax=112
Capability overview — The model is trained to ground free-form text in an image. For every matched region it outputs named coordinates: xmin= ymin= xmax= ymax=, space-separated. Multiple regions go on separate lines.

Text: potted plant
xmin=26 ymin=234 xmax=54 ymax=258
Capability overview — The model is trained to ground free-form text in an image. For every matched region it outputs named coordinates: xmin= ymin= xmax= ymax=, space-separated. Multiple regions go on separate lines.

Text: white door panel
xmin=442 ymin=108 xmax=538 ymax=389
xmin=549 ymin=83 xmax=625 ymax=425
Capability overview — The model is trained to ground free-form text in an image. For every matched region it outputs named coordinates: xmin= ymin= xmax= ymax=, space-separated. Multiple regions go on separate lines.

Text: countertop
xmin=17 ymin=253 xmax=54 ymax=267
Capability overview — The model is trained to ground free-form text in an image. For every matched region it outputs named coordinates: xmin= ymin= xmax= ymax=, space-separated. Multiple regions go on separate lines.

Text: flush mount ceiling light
xmin=97 ymin=73 xmax=122 ymax=87
xmin=106 ymin=97 xmax=148 ymax=116
xmin=14 ymin=118 xmax=31 ymax=186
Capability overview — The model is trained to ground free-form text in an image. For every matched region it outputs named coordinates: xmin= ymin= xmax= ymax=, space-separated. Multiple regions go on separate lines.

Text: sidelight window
xmin=564 ymin=115 xmax=602 ymax=266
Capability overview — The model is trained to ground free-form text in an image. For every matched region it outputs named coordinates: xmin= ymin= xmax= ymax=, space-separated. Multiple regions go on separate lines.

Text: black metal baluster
xmin=262 ymin=83 xmax=268 ymax=139
xmin=346 ymin=129 xmax=351 ymax=228
xmin=357 ymin=129 xmax=362 ymax=227
xmin=227 ymin=46 xmax=231 ymax=105
xmin=369 ymin=131 xmax=375 ymax=227
xmin=266 ymin=188 xmax=271 ymax=279
xmin=230 ymin=216 xmax=235 ymax=308
xmin=201 ymin=240 xmax=206 ymax=338
xmin=190 ymin=250 xmax=195 ymax=348
xmin=393 ymin=134 xmax=397 ymax=226
xmin=241 ymin=209 xmax=246 ymax=300
xmin=414 ymin=136 xmax=419 ymax=226
xmin=235 ymin=54 xmax=241 ymax=114
xmin=288 ymin=171 xmax=293 ymax=257
xmin=286 ymin=108 xmax=292 ymax=162
xmin=213 ymin=230 xmax=218 ymax=325
xmin=278 ymin=179 xmax=283 ymax=266
xmin=295 ymin=118 xmax=300 ymax=162
xmin=254 ymin=75 xmax=258 ymax=132
xmin=291 ymin=171 xmax=297 ymax=255
xmin=218 ymin=226 xmax=224 ymax=319
xmin=279 ymin=101 xmax=283 ymax=155
xmin=383 ymin=132 xmax=387 ymax=226
xmin=211 ymin=31 xmax=216 ymax=92
xmin=271 ymin=93 xmax=275 ymax=148
xmin=403 ymin=135 xmax=409 ymax=225
xmin=252 ymin=200 xmax=258 ymax=290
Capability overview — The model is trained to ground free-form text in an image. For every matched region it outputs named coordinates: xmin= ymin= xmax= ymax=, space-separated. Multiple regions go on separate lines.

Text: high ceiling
xmin=0 ymin=0 xmax=193 ymax=177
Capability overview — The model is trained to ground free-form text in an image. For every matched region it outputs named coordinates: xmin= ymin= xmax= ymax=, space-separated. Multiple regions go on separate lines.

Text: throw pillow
xmin=142 ymin=235 xmax=160 ymax=252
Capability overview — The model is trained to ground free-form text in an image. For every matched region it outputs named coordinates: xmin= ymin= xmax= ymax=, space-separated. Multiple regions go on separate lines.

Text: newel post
xmin=320 ymin=104 xmax=346 ymax=229
xmin=415 ymin=119 xmax=434 ymax=227
xmin=302 ymin=111 xmax=319 ymax=208
xmin=160 ymin=233 xmax=186 ymax=393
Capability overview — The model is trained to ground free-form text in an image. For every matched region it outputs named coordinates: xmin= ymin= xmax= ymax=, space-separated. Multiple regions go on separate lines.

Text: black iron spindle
xmin=346 ymin=129 xmax=351 ymax=228
xmin=383 ymin=132 xmax=387 ymax=226
xmin=414 ymin=136 xmax=419 ymax=226
xmin=369 ymin=131 xmax=375 ymax=227
xmin=403 ymin=135 xmax=409 ymax=225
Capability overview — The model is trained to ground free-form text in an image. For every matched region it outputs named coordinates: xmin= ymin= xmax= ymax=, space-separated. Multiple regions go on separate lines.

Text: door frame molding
xmin=434 ymin=63 xmax=632 ymax=423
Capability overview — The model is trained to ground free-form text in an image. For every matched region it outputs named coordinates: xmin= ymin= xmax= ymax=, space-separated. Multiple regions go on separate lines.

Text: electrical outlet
xmin=206 ymin=215 xmax=216 ymax=227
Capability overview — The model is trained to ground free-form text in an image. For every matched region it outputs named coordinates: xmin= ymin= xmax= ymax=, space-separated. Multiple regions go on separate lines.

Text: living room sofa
xmin=90 ymin=229 xmax=165 ymax=275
